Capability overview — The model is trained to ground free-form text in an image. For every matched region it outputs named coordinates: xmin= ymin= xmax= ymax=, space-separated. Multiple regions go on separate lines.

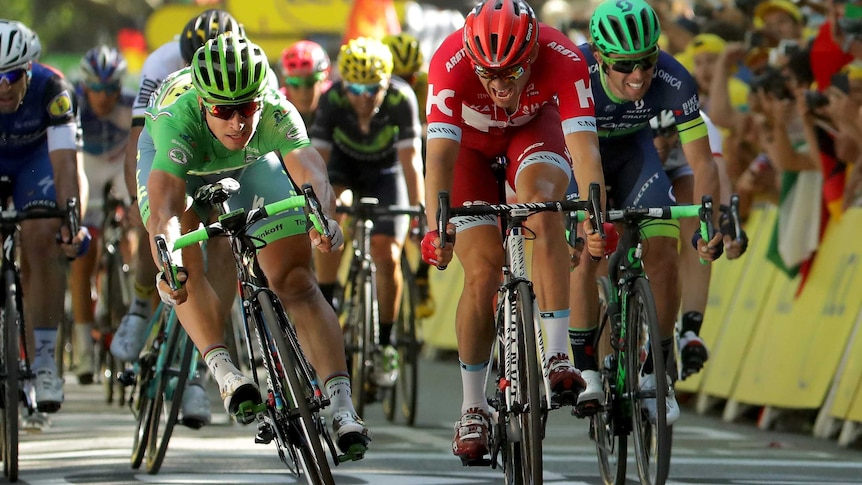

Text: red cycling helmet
xmin=463 ymin=0 xmax=539 ymax=69
xmin=280 ymin=40 xmax=331 ymax=78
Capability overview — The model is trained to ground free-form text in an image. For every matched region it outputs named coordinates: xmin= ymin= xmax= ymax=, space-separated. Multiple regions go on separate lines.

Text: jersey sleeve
xmin=147 ymin=113 xmax=195 ymax=179
xmin=258 ymin=90 xmax=312 ymax=155
xmin=389 ymin=81 xmax=421 ymax=148
xmin=662 ymin=54 xmax=708 ymax=144
xmin=42 ymin=73 xmax=80 ymax=152
xmin=425 ymin=31 xmax=466 ymax=143
xmin=541 ymin=29 xmax=597 ymax=135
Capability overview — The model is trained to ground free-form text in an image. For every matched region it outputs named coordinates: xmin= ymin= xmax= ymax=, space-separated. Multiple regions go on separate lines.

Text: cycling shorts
xmin=0 ymin=144 xmax=59 ymax=211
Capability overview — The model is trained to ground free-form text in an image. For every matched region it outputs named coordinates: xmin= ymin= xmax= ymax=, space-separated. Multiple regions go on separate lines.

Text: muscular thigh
xmin=2 ymin=146 xmax=59 ymax=211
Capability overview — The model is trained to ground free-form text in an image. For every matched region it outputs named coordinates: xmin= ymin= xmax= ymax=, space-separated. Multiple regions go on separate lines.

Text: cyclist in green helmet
xmin=566 ymin=0 xmax=725 ymax=427
xmin=136 ymin=32 xmax=371 ymax=457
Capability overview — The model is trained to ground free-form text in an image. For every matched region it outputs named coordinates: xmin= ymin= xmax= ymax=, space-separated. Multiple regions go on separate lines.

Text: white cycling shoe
xmin=639 ymin=373 xmax=680 ymax=426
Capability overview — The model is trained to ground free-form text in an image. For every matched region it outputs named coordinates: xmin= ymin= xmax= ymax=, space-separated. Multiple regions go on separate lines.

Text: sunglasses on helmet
xmin=86 ymin=81 xmax=121 ymax=94
xmin=473 ymin=64 xmax=526 ymax=81
xmin=600 ymin=48 xmax=660 ymax=74
xmin=284 ymin=72 xmax=327 ymax=88
xmin=344 ymin=82 xmax=385 ymax=96
xmin=0 ymin=68 xmax=27 ymax=85
xmin=202 ymin=99 xmax=261 ymax=120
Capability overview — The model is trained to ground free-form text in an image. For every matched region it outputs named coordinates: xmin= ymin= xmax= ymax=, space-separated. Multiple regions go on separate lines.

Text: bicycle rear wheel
xmin=145 ymin=313 xmax=193 ymax=474
xmin=258 ymin=292 xmax=334 ymax=485
xmin=503 ymin=282 xmax=543 ymax=485
xmin=626 ymin=277 xmax=671 ymax=485
xmin=383 ymin=251 xmax=419 ymax=426
xmin=592 ymin=276 xmax=626 ymax=485
xmin=1 ymin=267 xmax=20 ymax=481
xmin=100 ymin=250 xmax=128 ymax=405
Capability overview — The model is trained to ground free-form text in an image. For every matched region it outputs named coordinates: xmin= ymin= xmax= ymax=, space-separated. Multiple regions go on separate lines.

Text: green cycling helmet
xmin=590 ymin=0 xmax=661 ymax=56
xmin=192 ymin=32 xmax=268 ymax=104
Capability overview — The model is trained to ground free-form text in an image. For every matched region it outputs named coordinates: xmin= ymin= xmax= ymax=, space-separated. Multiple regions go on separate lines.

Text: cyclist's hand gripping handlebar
xmin=721 ymin=194 xmax=748 ymax=259
xmin=57 ymin=197 xmax=91 ymax=260
xmin=422 ymin=191 xmax=454 ymax=270
xmin=694 ymin=195 xmax=723 ymax=262
xmin=302 ymin=184 xmax=343 ymax=251
xmin=153 ymin=234 xmax=187 ymax=306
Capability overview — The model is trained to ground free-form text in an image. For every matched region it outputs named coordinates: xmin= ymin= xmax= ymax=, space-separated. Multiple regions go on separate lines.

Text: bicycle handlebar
xmin=335 ymin=200 xmax=424 ymax=218
xmin=154 ymin=184 xmax=329 ymax=285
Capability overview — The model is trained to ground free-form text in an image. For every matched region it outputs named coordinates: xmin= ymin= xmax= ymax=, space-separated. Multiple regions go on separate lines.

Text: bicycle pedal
xmin=117 ymin=369 xmax=136 ymax=386
xmin=337 ymin=442 xmax=368 ymax=462
xmin=459 ymin=456 xmax=493 ymax=467
xmin=550 ymin=390 xmax=578 ymax=408
xmin=573 ymin=401 xmax=601 ymax=418
xmin=254 ymin=423 xmax=274 ymax=444
xmin=233 ymin=400 xmax=262 ymax=425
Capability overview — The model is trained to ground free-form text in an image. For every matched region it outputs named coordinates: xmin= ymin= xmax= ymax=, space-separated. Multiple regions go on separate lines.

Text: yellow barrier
xmin=677 ymin=206 xmax=773 ymax=393
xmin=731 ymin=208 xmax=862 ymax=409
xmin=699 ymin=206 xmax=780 ymax=399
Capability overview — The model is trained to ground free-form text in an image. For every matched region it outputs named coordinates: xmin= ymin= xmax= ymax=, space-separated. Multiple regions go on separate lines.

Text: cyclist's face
xmin=0 ymin=68 xmax=28 ymax=114
xmin=344 ymin=77 xmax=388 ymax=118
xmin=596 ymin=50 xmax=656 ymax=102
xmin=85 ymin=86 xmax=120 ymax=118
xmin=201 ymin=99 xmax=261 ymax=151
xmin=283 ymin=73 xmax=325 ymax=115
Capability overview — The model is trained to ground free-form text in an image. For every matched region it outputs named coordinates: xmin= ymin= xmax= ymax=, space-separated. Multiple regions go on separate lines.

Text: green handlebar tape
xmin=173 ymin=230 xmax=209 ymax=252
xmin=670 ymin=205 xmax=701 ymax=219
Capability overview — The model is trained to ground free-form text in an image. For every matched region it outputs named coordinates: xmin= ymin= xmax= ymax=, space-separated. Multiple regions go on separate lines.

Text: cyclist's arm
xmin=565 ymin=130 xmax=605 ymax=210
xmin=280 ymin=145 xmax=337 ymax=216
xmin=398 ymin=138 xmax=424 ymax=207
xmin=422 ymin=136 xmax=459 ymax=230
xmin=681 ymin=134 xmax=721 ymax=228
xmin=124 ymin=123 xmax=144 ymax=205
xmin=145 ymin=169 xmax=187 ymax=269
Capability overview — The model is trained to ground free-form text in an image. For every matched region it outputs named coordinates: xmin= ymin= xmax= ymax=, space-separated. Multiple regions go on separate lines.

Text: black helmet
xmin=179 ymin=9 xmax=244 ymax=64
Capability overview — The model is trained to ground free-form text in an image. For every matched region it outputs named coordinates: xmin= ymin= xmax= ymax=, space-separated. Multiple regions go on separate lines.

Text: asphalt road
xmin=9 ymin=353 xmax=862 ymax=484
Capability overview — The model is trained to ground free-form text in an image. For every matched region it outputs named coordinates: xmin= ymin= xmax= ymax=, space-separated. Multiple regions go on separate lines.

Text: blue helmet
xmin=80 ymin=45 xmax=127 ymax=84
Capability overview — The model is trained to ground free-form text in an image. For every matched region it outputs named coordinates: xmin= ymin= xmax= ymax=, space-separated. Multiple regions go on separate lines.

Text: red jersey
xmin=426 ymin=24 xmax=597 ymax=147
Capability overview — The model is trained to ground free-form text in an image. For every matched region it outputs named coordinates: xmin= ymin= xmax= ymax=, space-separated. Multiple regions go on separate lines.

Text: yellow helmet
xmin=338 ymin=37 xmax=393 ymax=84
xmin=382 ymin=33 xmax=423 ymax=77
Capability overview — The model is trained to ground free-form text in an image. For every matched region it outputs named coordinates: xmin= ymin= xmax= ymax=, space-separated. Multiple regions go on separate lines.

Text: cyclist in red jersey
xmin=420 ymin=0 xmax=607 ymax=463
xmin=279 ymin=40 xmax=332 ymax=126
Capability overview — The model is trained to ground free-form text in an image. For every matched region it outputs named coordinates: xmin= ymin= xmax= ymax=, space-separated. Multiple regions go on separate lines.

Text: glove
xmin=155 ymin=267 xmax=186 ymax=306
xmin=720 ymin=214 xmax=749 ymax=256
xmin=325 ymin=218 xmax=344 ymax=251
xmin=75 ymin=226 xmax=92 ymax=258
xmin=691 ymin=229 xmax=724 ymax=260
xmin=602 ymin=222 xmax=619 ymax=257
xmin=421 ymin=229 xmax=453 ymax=267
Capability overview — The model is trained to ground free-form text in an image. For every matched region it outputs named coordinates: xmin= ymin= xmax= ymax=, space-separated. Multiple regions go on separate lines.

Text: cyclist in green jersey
xmin=136 ymin=32 xmax=371 ymax=454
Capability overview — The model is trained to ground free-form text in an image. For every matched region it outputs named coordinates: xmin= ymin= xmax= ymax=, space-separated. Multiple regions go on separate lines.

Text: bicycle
xmin=157 ymin=177 xmax=353 ymax=485
xmin=336 ymin=199 xmax=424 ymax=425
xmin=122 ymin=298 xmax=197 ymax=474
xmin=95 ymin=182 xmax=132 ymax=404
xmin=589 ymin=196 xmax=714 ymax=485
xmin=0 ymin=175 xmax=80 ymax=482
xmin=436 ymin=171 xmax=601 ymax=485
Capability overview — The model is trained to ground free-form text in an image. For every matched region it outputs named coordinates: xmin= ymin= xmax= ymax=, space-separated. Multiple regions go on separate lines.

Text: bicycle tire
xmin=101 ymin=250 xmax=128 ymax=405
xmin=383 ymin=251 xmax=419 ymax=426
xmin=258 ymin=291 xmax=334 ymax=485
xmin=593 ymin=276 xmax=626 ymax=485
xmin=504 ymin=282 xmax=543 ymax=485
xmin=627 ymin=277 xmax=671 ymax=485
xmin=145 ymin=313 xmax=192 ymax=474
xmin=346 ymin=267 xmax=374 ymax=417
xmin=131 ymin=311 xmax=164 ymax=469
xmin=1 ymin=267 xmax=19 ymax=481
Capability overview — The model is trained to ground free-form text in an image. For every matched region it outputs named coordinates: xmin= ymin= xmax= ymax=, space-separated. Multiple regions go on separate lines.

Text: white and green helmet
xmin=192 ymin=32 xmax=268 ymax=104
xmin=590 ymin=0 xmax=661 ymax=56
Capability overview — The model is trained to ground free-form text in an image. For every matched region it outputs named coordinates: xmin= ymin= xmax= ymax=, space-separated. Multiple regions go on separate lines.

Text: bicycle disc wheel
xmin=505 ymin=282 xmax=543 ymax=485
xmin=593 ymin=276 xmax=626 ymax=485
xmin=145 ymin=315 xmax=192 ymax=474
xmin=259 ymin=292 xmax=334 ymax=485
xmin=383 ymin=252 xmax=419 ymax=426
xmin=626 ymin=277 xmax=671 ymax=485
xmin=1 ymin=268 xmax=19 ymax=481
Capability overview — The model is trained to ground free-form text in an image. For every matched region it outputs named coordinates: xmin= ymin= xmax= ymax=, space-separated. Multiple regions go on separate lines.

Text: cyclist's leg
xmin=447 ymin=147 xmax=504 ymax=461
xmin=314 ymin=151 xmax=353 ymax=309
xmin=113 ymin=128 xmax=158 ymax=361
xmin=14 ymin=149 xmax=68 ymax=412
xmin=508 ymin=105 xmax=585 ymax=402
xmin=670 ymin=172 xmax=710 ymax=378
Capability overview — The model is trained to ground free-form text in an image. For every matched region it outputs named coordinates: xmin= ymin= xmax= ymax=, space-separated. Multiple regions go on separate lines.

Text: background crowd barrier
xmin=417 ymin=203 xmax=862 ymax=447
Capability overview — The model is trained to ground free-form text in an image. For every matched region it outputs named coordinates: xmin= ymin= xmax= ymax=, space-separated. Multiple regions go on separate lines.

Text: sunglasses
xmin=203 ymin=99 xmax=261 ymax=120
xmin=284 ymin=72 xmax=326 ymax=88
xmin=473 ymin=64 xmax=526 ymax=81
xmin=344 ymin=82 xmax=384 ymax=96
xmin=86 ymin=81 xmax=121 ymax=94
xmin=0 ymin=69 xmax=27 ymax=85
xmin=600 ymin=49 xmax=660 ymax=74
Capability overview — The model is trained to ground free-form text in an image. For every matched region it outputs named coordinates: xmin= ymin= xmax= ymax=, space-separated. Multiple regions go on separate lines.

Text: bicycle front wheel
xmin=592 ymin=276 xmax=626 ymax=485
xmin=504 ymin=282 xmax=543 ymax=485
xmin=626 ymin=277 xmax=671 ymax=485
xmin=1 ymin=267 xmax=20 ymax=481
xmin=345 ymin=267 xmax=375 ymax=417
xmin=145 ymin=313 xmax=193 ymax=474
xmin=259 ymin=292 xmax=334 ymax=485
xmin=383 ymin=251 xmax=420 ymax=426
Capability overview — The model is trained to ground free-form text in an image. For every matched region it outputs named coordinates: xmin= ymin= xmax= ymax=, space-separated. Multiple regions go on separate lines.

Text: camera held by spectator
xmin=750 ymin=66 xmax=795 ymax=99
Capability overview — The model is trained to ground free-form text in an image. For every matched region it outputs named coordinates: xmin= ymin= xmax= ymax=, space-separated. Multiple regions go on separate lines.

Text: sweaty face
xmin=0 ymin=68 xmax=28 ymax=114
xmin=202 ymin=99 xmax=261 ymax=151
xmin=474 ymin=63 xmax=531 ymax=113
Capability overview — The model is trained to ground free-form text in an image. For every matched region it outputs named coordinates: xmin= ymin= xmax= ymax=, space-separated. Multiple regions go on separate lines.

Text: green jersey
xmin=143 ymin=67 xmax=310 ymax=178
